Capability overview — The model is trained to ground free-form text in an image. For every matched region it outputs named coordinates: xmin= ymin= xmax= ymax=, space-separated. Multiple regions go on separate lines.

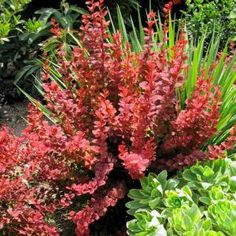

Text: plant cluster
xmin=0 ymin=0 xmax=33 ymax=43
xmin=0 ymin=0 xmax=87 ymax=102
xmin=182 ymin=0 xmax=236 ymax=47
xmin=13 ymin=0 xmax=86 ymax=85
xmin=127 ymin=157 xmax=236 ymax=235
xmin=0 ymin=0 xmax=236 ymax=235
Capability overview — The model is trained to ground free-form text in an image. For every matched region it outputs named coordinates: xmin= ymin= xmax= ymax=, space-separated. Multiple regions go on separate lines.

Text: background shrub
xmin=0 ymin=0 xmax=87 ymax=101
xmin=0 ymin=0 xmax=32 ymax=43
xmin=182 ymin=0 xmax=236 ymax=47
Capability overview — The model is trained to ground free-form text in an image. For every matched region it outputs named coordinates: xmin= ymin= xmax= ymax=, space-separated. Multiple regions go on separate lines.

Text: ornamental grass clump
xmin=0 ymin=0 xmax=236 ymax=235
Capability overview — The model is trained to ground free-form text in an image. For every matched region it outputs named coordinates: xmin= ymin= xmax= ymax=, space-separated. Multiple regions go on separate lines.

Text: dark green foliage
xmin=183 ymin=0 xmax=236 ymax=47
xmin=0 ymin=0 xmax=86 ymax=100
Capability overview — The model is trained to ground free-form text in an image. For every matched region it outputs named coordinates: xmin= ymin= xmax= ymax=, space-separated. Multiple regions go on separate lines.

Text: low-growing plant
xmin=127 ymin=157 xmax=236 ymax=235
xmin=1 ymin=0 xmax=236 ymax=235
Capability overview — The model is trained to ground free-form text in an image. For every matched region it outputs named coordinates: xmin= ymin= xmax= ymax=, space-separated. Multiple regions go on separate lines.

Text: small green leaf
xmin=203 ymin=166 xmax=214 ymax=178
xmin=148 ymin=198 xmax=161 ymax=209
xmin=156 ymin=171 xmax=168 ymax=192
xmin=230 ymin=176 xmax=236 ymax=191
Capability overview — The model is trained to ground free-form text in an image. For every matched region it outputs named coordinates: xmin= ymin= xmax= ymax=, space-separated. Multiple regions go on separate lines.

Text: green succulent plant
xmin=127 ymin=157 xmax=236 ymax=235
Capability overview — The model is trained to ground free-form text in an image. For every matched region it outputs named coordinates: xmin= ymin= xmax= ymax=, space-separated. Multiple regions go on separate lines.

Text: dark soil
xmin=0 ymin=99 xmax=28 ymax=136
xmin=90 ymin=198 xmax=131 ymax=236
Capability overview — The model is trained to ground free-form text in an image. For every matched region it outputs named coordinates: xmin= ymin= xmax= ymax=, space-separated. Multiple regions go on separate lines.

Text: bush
xmin=182 ymin=0 xmax=236 ymax=47
xmin=127 ymin=157 xmax=236 ymax=235
xmin=0 ymin=0 xmax=236 ymax=235
xmin=0 ymin=0 xmax=88 ymax=101
xmin=0 ymin=0 xmax=32 ymax=43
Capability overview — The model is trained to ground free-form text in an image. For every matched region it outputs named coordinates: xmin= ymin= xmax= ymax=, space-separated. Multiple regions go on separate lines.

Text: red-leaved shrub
xmin=0 ymin=0 xmax=236 ymax=235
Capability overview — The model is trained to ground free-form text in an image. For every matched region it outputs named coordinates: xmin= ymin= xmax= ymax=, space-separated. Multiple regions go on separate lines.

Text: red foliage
xmin=208 ymin=126 xmax=236 ymax=159
xmin=50 ymin=18 xmax=62 ymax=38
xmin=0 ymin=0 xmax=235 ymax=235
xmin=163 ymin=1 xmax=174 ymax=18
xmin=70 ymin=183 xmax=125 ymax=236
xmin=162 ymin=76 xmax=221 ymax=152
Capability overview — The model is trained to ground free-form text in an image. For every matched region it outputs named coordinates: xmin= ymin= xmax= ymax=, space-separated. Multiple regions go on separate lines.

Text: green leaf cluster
xmin=182 ymin=0 xmax=236 ymax=48
xmin=1 ymin=0 xmax=87 ymax=100
xmin=0 ymin=0 xmax=32 ymax=43
xmin=127 ymin=157 xmax=236 ymax=235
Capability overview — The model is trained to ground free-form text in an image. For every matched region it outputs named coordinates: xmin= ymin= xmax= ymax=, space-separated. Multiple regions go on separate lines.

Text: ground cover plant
xmin=127 ymin=157 xmax=236 ymax=235
xmin=0 ymin=0 xmax=236 ymax=235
